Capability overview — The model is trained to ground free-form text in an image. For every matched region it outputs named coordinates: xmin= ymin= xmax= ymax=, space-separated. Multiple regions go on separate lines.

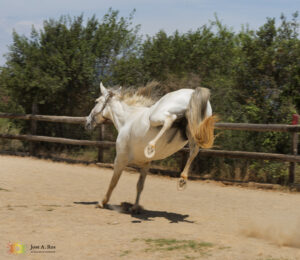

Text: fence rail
xmin=215 ymin=122 xmax=300 ymax=132
xmin=0 ymin=113 xmax=86 ymax=124
xmin=0 ymin=112 xmax=299 ymax=183
xmin=1 ymin=113 xmax=300 ymax=132
xmin=0 ymin=133 xmax=115 ymax=147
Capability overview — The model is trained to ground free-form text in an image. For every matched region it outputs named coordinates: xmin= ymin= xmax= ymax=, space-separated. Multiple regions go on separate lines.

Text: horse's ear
xmin=100 ymin=82 xmax=108 ymax=95
xmin=116 ymin=86 xmax=122 ymax=94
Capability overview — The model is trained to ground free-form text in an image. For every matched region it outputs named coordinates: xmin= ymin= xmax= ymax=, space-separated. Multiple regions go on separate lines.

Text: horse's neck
xmin=108 ymin=99 xmax=146 ymax=131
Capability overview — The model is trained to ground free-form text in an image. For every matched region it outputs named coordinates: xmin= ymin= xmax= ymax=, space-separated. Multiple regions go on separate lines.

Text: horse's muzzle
xmin=85 ymin=122 xmax=92 ymax=131
xmin=85 ymin=117 xmax=94 ymax=131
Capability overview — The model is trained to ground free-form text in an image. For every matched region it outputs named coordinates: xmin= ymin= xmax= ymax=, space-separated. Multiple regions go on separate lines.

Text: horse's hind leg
xmin=130 ymin=165 xmax=149 ymax=213
xmin=178 ymin=132 xmax=199 ymax=190
xmin=144 ymin=112 xmax=177 ymax=158
xmin=101 ymin=156 xmax=127 ymax=208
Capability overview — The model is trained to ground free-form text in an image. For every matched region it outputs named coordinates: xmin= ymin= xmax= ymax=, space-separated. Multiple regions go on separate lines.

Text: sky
xmin=0 ymin=0 xmax=299 ymax=65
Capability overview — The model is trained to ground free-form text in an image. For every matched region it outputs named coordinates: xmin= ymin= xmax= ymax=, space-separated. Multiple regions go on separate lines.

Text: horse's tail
xmin=186 ymin=87 xmax=217 ymax=149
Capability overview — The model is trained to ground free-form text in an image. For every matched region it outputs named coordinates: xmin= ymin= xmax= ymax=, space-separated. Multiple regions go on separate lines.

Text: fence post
xmin=29 ymin=101 xmax=38 ymax=156
xmin=97 ymin=124 xmax=104 ymax=162
xmin=289 ymin=114 xmax=299 ymax=184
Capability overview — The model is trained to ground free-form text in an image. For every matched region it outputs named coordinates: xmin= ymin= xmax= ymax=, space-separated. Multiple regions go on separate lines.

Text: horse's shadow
xmin=73 ymin=201 xmax=194 ymax=224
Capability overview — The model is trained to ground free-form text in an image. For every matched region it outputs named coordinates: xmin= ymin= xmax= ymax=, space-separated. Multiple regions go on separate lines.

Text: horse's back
xmin=149 ymin=89 xmax=194 ymax=123
xmin=152 ymin=89 xmax=194 ymax=111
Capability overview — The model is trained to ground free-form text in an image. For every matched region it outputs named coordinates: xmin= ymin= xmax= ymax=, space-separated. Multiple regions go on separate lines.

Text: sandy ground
xmin=1 ymin=155 xmax=300 ymax=260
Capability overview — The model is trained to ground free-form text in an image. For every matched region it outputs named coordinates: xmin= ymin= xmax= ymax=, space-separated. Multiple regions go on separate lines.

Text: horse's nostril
xmin=85 ymin=122 xmax=91 ymax=130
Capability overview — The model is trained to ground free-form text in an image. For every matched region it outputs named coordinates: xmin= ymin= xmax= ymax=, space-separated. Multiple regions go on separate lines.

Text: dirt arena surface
xmin=1 ymin=155 xmax=300 ymax=260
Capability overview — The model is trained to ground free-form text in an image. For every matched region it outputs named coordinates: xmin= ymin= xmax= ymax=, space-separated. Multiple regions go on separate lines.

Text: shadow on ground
xmin=73 ymin=201 xmax=194 ymax=224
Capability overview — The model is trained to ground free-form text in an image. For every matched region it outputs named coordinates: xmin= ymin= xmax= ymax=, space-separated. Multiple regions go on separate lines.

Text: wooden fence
xmin=0 ymin=112 xmax=299 ymax=184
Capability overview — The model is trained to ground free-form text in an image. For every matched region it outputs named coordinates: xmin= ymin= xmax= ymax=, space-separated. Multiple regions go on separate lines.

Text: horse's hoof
xmin=144 ymin=144 xmax=155 ymax=158
xmin=95 ymin=203 xmax=103 ymax=209
xmin=177 ymin=177 xmax=187 ymax=191
xmin=96 ymin=203 xmax=108 ymax=209
xmin=129 ymin=205 xmax=143 ymax=214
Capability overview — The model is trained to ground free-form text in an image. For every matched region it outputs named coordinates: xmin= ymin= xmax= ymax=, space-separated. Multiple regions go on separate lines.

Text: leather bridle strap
xmin=97 ymin=91 xmax=113 ymax=121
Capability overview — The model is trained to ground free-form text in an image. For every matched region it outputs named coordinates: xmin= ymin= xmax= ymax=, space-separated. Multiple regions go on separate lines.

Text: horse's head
xmin=85 ymin=82 xmax=115 ymax=131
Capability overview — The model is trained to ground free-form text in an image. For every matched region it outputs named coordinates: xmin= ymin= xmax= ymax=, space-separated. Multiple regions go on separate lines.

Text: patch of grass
xmin=183 ymin=255 xmax=197 ymax=260
xmin=7 ymin=205 xmax=13 ymax=210
xmin=136 ymin=238 xmax=213 ymax=253
xmin=119 ymin=250 xmax=131 ymax=257
xmin=0 ymin=187 xmax=10 ymax=192
xmin=3 ymin=204 xmax=27 ymax=209
xmin=257 ymin=258 xmax=289 ymax=260
xmin=218 ymin=246 xmax=231 ymax=250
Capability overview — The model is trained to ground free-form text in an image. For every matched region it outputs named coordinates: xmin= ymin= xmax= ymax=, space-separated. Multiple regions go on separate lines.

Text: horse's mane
xmin=118 ymin=81 xmax=161 ymax=107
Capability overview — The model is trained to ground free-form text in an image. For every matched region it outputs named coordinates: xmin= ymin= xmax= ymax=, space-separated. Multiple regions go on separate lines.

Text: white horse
xmin=86 ymin=83 xmax=216 ymax=212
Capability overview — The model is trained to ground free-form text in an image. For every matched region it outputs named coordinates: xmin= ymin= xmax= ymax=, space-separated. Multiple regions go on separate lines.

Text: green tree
xmin=0 ymin=9 xmax=140 ymax=150
xmin=0 ymin=10 xmax=299 ymax=183
xmin=0 ymin=9 xmax=140 ymax=117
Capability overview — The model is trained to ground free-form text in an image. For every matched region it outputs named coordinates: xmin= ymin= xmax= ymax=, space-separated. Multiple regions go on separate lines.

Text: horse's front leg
xmin=130 ymin=165 xmax=149 ymax=214
xmin=101 ymin=155 xmax=127 ymax=208
xmin=144 ymin=112 xmax=177 ymax=158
